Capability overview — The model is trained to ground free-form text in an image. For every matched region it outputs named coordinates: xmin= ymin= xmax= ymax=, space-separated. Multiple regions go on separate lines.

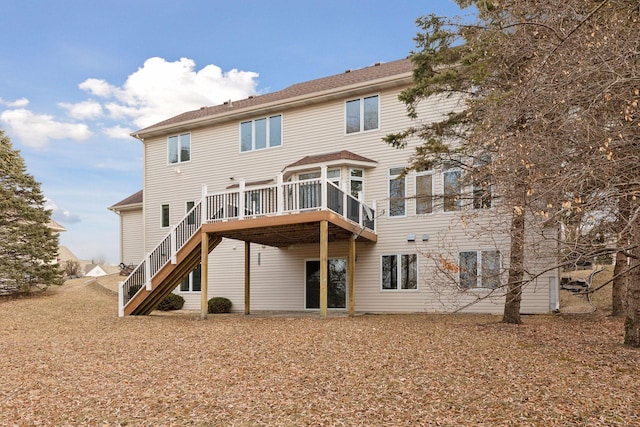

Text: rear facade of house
xmin=110 ymin=58 xmax=560 ymax=316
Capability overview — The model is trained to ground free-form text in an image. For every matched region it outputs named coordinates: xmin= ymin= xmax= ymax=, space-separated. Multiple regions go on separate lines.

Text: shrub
xmin=158 ymin=293 xmax=185 ymax=311
xmin=62 ymin=260 xmax=81 ymax=278
xmin=208 ymin=297 xmax=232 ymax=314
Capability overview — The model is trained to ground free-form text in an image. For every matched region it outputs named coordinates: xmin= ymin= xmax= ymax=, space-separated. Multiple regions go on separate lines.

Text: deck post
xmin=239 ymin=180 xmax=246 ymax=219
xmin=201 ymin=184 xmax=208 ymax=224
xmin=170 ymin=227 xmax=177 ymax=264
xmin=320 ymin=166 xmax=327 ymax=210
xmin=320 ymin=220 xmax=328 ymax=319
xmin=200 ymin=232 xmax=209 ymax=320
xmin=358 ymin=191 xmax=364 ymax=226
xmin=348 ymin=233 xmax=355 ymax=317
xmin=144 ymin=253 xmax=151 ymax=290
xmin=118 ymin=281 xmax=124 ymax=318
xmin=245 ymin=241 xmax=251 ymax=315
xmin=276 ymin=173 xmax=284 ymax=214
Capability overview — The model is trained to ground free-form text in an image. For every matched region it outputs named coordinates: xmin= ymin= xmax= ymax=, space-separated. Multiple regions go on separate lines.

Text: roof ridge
xmin=135 ymin=57 xmax=413 ymax=135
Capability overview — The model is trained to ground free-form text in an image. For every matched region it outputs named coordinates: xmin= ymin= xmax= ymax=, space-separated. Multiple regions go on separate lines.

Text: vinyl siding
xmin=141 ymin=81 xmax=553 ymax=314
xmin=120 ymin=209 xmax=144 ymax=266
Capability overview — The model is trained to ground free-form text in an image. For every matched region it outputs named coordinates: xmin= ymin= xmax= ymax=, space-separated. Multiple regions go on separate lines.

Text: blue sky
xmin=1 ymin=0 xmax=472 ymax=264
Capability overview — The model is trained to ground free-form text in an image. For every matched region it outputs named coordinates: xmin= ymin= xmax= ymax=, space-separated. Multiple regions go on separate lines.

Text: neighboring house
xmin=84 ymin=264 xmax=107 ymax=277
xmin=84 ymin=264 xmax=120 ymax=277
xmin=112 ymin=58 xmax=559 ymax=317
xmin=108 ymin=190 xmax=144 ymax=267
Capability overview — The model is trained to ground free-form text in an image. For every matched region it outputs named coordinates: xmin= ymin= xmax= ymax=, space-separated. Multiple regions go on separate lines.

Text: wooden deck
xmin=121 ymin=210 xmax=376 ymax=317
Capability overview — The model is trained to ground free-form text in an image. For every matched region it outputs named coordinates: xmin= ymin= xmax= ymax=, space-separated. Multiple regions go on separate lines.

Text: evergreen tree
xmin=0 ymin=129 xmax=63 ymax=293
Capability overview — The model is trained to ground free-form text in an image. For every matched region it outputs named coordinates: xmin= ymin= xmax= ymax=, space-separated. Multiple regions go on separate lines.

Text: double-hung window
xmin=415 ymin=170 xmax=433 ymax=214
xmin=443 ymin=162 xmax=461 ymax=212
xmin=381 ymin=254 xmax=417 ymax=290
xmin=389 ymin=167 xmax=406 ymax=217
xmin=168 ymin=133 xmax=190 ymax=164
xmin=459 ymin=250 xmax=501 ymax=289
xmin=240 ymin=115 xmax=282 ymax=152
xmin=346 ymin=95 xmax=379 ymax=134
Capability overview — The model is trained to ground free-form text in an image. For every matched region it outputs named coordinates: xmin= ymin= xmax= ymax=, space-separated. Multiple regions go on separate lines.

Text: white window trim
xmin=349 ymin=168 xmax=364 ymax=199
xmin=161 ymin=204 xmax=170 ymax=229
xmin=380 ymin=253 xmax=419 ymax=291
xmin=177 ymin=266 xmax=202 ymax=293
xmin=458 ymin=250 xmax=502 ymax=289
xmin=239 ymin=114 xmax=283 ymax=153
xmin=388 ymin=167 xmax=406 ymax=218
xmin=415 ymin=170 xmax=434 ymax=215
xmin=167 ymin=133 xmax=191 ymax=165
xmin=345 ymin=94 xmax=380 ymax=135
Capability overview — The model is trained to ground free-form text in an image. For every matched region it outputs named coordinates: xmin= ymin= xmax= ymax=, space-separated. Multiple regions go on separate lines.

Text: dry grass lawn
xmin=1 ymin=276 xmax=639 ymax=426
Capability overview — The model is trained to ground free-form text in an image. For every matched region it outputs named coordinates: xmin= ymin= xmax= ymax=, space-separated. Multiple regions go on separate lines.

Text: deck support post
xmin=245 ymin=241 xmax=251 ymax=315
xmin=348 ymin=233 xmax=355 ymax=317
xmin=200 ymin=232 xmax=209 ymax=320
xmin=320 ymin=220 xmax=328 ymax=319
xmin=320 ymin=166 xmax=328 ymax=210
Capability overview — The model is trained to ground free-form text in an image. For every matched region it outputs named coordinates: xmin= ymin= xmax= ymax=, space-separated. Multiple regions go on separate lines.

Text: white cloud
xmin=0 ymin=109 xmax=92 ymax=148
xmin=102 ymin=125 xmax=133 ymax=139
xmin=0 ymin=97 xmax=30 ymax=108
xmin=58 ymin=100 xmax=103 ymax=120
xmin=1 ymin=57 xmax=258 ymax=149
xmin=45 ymin=200 xmax=82 ymax=224
xmin=80 ymin=57 xmax=259 ymax=129
xmin=79 ymin=78 xmax=115 ymax=97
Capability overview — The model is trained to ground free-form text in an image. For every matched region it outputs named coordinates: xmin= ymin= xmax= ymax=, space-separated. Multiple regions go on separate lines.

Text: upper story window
xmin=240 ymin=115 xmax=282 ymax=152
xmin=415 ymin=169 xmax=434 ymax=214
xmin=443 ymin=162 xmax=461 ymax=212
xmin=168 ymin=133 xmax=191 ymax=164
xmin=346 ymin=95 xmax=379 ymax=134
xmin=388 ymin=167 xmax=405 ymax=217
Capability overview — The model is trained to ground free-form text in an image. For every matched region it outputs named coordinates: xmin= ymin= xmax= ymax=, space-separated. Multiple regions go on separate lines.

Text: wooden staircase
xmin=123 ymin=232 xmax=221 ymax=316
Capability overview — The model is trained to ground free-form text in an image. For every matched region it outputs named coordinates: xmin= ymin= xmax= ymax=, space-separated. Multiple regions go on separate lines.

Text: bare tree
xmin=388 ymin=0 xmax=640 ymax=342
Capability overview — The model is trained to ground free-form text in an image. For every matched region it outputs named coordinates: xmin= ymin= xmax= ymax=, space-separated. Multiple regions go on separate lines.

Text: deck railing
xmin=118 ymin=172 xmax=376 ymax=316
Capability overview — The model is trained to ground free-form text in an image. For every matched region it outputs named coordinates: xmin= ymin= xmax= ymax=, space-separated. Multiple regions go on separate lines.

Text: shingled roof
xmin=286 ymin=150 xmax=377 ymax=169
xmin=135 ymin=58 xmax=413 ymax=136
xmin=108 ymin=190 xmax=143 ymax=211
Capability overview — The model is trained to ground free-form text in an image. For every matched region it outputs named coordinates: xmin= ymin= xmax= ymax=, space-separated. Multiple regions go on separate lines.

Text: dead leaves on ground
xmin=0 ymin=282 xmax=638 ymax=426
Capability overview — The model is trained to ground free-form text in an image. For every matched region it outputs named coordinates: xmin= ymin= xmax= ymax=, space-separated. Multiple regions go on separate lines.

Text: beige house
xmin=111 ymin=58 xmax=559 ymax=317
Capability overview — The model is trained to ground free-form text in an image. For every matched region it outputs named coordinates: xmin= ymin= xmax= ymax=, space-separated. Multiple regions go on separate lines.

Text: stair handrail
xmin=118 ymin=201 xmax=203 ymax=315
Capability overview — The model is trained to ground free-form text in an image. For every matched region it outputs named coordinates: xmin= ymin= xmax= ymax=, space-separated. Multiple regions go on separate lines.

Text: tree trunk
xmin=613 ymin=195 xmax=630 ymax=317
xmin=612 ymin=250 xmax=628 ymax=317
xmin=624 ymin=205 xmax=640 ymax=347
xmin=503 ymin=208 xmax=525 ymax=324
